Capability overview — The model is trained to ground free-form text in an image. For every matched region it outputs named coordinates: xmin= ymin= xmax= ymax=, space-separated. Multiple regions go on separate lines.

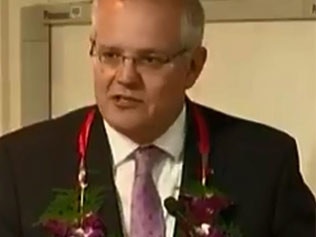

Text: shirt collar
xmin=103 ymin=105 xmax=186 ymax=166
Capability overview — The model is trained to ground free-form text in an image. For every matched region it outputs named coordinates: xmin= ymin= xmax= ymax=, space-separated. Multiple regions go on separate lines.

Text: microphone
xmin=164 ymin=197 xmax=198 ymax=237
xmin=164 ymin=197 xmax=185 ymax=217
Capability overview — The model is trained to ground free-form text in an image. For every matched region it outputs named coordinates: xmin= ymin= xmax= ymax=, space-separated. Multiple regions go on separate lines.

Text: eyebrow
xmin=96 ymin=44 xmax=168 ymax=55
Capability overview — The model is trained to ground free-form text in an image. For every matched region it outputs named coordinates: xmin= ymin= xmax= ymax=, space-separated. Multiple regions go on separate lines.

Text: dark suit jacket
xmin=0 ymin=102 xmax=315 ymax=237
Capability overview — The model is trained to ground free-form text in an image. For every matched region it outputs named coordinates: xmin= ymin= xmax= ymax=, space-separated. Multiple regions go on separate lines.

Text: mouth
xmin=111 ymin=95 xmax=142 ymax=107
xmin=113 ymin=95 xmax=142 ymax=102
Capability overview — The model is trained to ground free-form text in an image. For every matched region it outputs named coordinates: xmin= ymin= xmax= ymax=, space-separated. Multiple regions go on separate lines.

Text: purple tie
xmin=130 ymin=145 xmax=166 ymax=237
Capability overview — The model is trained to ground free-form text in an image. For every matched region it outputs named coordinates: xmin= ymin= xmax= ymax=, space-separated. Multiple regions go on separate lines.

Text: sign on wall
xmin=35 ymin=0 xmax=316 ymax=25
xmin=203 ymin=0 xmax=316 ymax=22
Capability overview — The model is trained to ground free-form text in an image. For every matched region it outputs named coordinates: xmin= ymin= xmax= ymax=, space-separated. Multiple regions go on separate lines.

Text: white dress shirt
xmin=103 ymin=106 xmax=186 ymax=237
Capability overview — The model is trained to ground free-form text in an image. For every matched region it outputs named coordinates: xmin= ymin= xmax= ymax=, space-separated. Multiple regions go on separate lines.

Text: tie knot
xmin=133 ymin=145 xmax=163 ymax=176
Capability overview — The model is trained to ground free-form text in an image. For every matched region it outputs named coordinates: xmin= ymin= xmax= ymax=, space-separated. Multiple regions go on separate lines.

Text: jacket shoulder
xmin=196 ymin=103 xmax=296 ymax=147
xmin=0 ymin=106 xmax=94 ymax=149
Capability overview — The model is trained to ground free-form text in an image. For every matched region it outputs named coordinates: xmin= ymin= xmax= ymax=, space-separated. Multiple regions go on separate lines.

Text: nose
xmin=116 ymin=58 xmax=141 ymax=87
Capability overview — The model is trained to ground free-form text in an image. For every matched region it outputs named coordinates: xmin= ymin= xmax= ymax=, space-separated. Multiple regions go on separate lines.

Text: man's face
xmin=91 ymin=0 xmax=206 ymax=141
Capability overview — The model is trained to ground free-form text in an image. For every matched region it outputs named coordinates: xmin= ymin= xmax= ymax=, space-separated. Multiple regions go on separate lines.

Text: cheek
xmin=162 ymin=71 xmax=187 ymax=92
xmin=93 ymin=68 xmax=103 ymax=96
xmin=145 ymin=72 xmax=186 ymax=103
xmin=93 ymin=66 xmax=113 ymax=95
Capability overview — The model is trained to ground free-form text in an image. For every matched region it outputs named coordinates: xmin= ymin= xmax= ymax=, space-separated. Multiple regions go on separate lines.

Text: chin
xmin=98 ymin=101 xmax=154 ymax=137
xmin=105 ymin=110 xmax=149 ymax=133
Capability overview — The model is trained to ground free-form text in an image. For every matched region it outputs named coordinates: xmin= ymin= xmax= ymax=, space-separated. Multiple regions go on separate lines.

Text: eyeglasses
xmin=89 ymin=39 xmax=188 ymax=73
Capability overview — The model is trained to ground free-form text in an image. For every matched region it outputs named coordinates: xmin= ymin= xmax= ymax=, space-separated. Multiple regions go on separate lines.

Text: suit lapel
xmin=173 ymin=101 xmax=229 ymax=237
xmin=173 ymin=101 xmax=200 ymax=237
xmin=85 ymin=108 xmax=124 ymax=237
xmin=179 ymin=101 xmax=200 ymax=194
xmin=180 ymin=100 xmax=230 ymax=189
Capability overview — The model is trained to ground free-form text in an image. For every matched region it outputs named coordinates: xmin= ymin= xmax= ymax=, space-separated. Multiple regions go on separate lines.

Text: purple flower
xmin=43 ymin=213 xmax=106 ymax=237
xmin=195 ymin=224 xmax=225 ymax=237
xmin=85 ymin=228 xmax=105 ymax=237
xmin=43 ymin=219 xmax=71 ymax=236
xmin=69 ymin=213 xmax=106 ymax=237
xmin=181 ymin=194 xmax=231 ymax=225
xmin=82 ymin=213 xmax=105 ymax=230
xmin=70 ymin=226 xmax=105 ymax=237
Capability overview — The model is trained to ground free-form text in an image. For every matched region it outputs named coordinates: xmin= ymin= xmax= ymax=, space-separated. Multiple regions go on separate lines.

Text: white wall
xmin=6 ymin=0 xmax=22 ymax=133
xmin=0 ymin=0 xmax=3 ymax=134
xmin=0 ymin=0 xmax=6 ymax=135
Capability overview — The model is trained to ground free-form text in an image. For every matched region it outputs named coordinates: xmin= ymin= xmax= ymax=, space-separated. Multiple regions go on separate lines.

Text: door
xmin=51 ymin=25 xmax=94 ymax=118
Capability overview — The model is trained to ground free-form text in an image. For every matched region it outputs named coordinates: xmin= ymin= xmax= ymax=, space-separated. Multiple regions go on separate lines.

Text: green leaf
xmin=182 ymin=180 xmax=227 ymax=198
xmin=35 ymin=188 xmax=79 ymax=225
xmin=83 ymin=186 xmax=106 ymax=214
xmin=35 ymin=186 xmax=105 ymax=226
xmin=183 ymin=180 xmax=208 ymax=197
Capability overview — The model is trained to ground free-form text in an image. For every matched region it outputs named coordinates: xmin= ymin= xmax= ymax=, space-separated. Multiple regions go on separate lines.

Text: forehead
xmin=93 ymin=0 xmax=183 ymax=51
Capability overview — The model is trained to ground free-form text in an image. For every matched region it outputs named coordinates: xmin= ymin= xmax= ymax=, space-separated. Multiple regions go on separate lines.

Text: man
xmin=0 ymin=0 xmax=315 ymax=236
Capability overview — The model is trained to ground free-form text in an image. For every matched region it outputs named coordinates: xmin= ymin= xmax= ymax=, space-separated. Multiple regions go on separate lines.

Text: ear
xmin=184 ymin=46 xmax=207 ymax=89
